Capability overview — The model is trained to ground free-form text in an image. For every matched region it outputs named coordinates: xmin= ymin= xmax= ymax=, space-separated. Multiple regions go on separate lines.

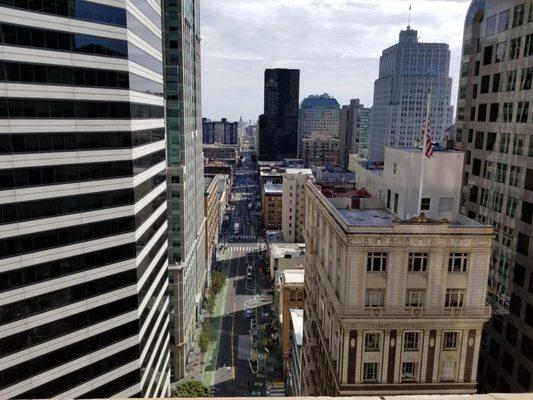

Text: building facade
xmin=164 ymin=0 xmax=207 ymax=380
xmin=298 ymin=93 xmax=340 ymax=157
xmin=282 ymin=168 xmax=313 ymax=243
xmin=262 ymin=181 xmax=283 ymax=230
xmin=369 ymin=27 xmax=454 ymax=162
xmin=287 ymin=308 xmax=304 ymax=396
xmin=339 ymin=99 xmax=372 ymax=167
xmin=301 ymin=134 xmax=340 ymax=167
xmin=302 ymin=180 xmax=493 ymax=396
xmin=455 ymin=0 xmax=533 ymax=392
xmin=0 ymin=0 xmax=170 ymax=397
xmin=204 ymin=175 xmax=219 ymax=276
xmin=258 ymin=68 xmax=300 ymax=161
xmin=203 ymin=143 xmax=238 ymax=163
xmin=202 ymin=117 xmax=238 ymax=145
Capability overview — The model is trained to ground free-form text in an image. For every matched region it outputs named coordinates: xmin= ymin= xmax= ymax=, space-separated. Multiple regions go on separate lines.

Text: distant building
xmin=456 ymin=0 xmax=533 ymax=393
xmin=339 ymin=99 xmax=372 ymax=167
xmin=369 ymin=27 xmax=454 ymax=162
xmin=298 ymin=93 xmax=340 ymax=157
xmin=203 ymin=143 xmax=238 ymax=163
xmin=263 ymin=181 xmax=284 ymax=230
xmin=268 ymin=242 xmax=306 ymax=279
xmin=258 ymin=69 xmax=300 ymax=161
xmin=288 ymin=308 xmax=304 ymax=396
xmin=274 ymin=269 xmax=305 ymax=372
xmin=302 ymin=147 xmax=492 ymax=396
xmin=202 ymin=118 xmax=238 ymax=145
xmin=311 ymin=165 xmax=356 ymax=183
xmin=282 ymin=168 xmax=314 ymax=243
xmin=301 ymin=134 xmax=340 ymax=167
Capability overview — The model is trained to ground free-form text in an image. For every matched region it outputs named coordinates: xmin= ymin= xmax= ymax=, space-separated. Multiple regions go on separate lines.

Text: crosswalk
xmin=268 ymin=382 xmax=286 ymax=397
xmin=228 ymin=235 xmax=256 ymax=240
xmin=229 ymin=245 xmax=257 ymax=252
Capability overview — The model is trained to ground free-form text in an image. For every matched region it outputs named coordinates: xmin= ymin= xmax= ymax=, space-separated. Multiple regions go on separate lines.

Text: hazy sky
xmin=200 ymin=0 xmax=470 ymax=122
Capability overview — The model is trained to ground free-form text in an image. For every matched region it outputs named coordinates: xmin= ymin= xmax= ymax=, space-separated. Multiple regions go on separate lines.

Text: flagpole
xmin=417 ymin=89 xmax=431 ymax=215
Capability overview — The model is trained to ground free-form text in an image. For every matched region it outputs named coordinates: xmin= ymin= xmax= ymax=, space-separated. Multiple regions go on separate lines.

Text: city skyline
xmin=201 ymin=0 xmax=470 ymax=121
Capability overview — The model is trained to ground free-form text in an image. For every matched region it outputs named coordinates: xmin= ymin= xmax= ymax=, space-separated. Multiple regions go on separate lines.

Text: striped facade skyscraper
xmin=0 ymin=0 xmax=170 ymax=397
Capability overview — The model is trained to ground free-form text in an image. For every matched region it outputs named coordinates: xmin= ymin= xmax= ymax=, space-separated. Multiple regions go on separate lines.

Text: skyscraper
xmin=298 ymin=93 xmax=340 ymax=157
xmin=0 ymin=1 xmax=170 ymax=398
xmin=164 ymin=0 xmax=207 ymax=380
xmin=456 ymin=0 xmax=533 ymax=392
xmin=258 ymin=68 xmax=300 ymax=161
xmin=369 ymin=27 xmax=454 ymax=162
xmin=339 ymin=99 xmax=372 ymax=167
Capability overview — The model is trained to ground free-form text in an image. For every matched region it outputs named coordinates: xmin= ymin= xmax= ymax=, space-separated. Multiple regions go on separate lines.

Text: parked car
xmin=246 ymin=272 xmax=253 ymax=281
xmin=245 ymin=309 xmax=253 ymax=318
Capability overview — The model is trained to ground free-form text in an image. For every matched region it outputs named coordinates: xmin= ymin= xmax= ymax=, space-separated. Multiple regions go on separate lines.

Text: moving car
xmin=245 ymin=309 xmax=253 ymax=318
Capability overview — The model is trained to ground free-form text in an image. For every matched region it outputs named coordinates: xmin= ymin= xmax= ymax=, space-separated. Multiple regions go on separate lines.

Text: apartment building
xmin=281 ymin=168 xmax=313 ymax=243
xmin=302 ymin=150 xmax=493 ymax=396
xmin=262 ymin=181 xmax=283 ymax=229
xmin=301 ymin=134 xmax=340 ymax=168
xmin=455 ymin=0 xmax=533 ymax=392
xmin=0 ymin=0 xmax=170 ymax=397
xmin=339 ymin=99 xmax=372 ymax=166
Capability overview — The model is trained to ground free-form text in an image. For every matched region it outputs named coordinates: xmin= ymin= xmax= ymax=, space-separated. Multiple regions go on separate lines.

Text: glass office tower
xmin=0 ymin=1 xmax=170 ymax=397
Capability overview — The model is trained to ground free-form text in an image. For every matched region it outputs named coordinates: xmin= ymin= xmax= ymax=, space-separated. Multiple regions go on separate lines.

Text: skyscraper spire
xmin=408 ymin=3 xmax=412 ymax=29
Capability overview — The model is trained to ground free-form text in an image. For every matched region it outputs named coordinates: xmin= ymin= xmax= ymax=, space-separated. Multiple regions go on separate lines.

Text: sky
xmin=200 ymin=0 xmax=471 ymax=122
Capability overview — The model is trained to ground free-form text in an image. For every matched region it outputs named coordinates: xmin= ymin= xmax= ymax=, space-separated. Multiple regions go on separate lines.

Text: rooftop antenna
xmin=408 ymin=3 xmax=412 ymax=29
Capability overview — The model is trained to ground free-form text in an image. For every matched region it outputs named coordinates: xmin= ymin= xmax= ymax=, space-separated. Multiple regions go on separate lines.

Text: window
xmin=507 ymin=71 xmax=518 ymax=91
xmin=513 ymin=134 xmax=525 ymax=155
xmin=367 ymin=252 xmax=387 ymax=272
xmin=386 ymin=189 xmax=391 ymax=209
xmin=499 ymin=9 xmax=510 ymax=32
xmin=486 ymin=15 xmax=497 ymax=35
xmin=363 ymin=362 xmax=379 ymax=382
xmin=443 ymin=332 xmax=459 ymax=350
xmin=441 ymin=362 xmax=457 ymax=381
xmin=445 ymin=289 xmax=466 ymax=307
xmin=477 ymin=104 xmax=487 ymax=121
xmin=483 ymin=45 xmax=493 ymax=65
xmin=492 ymin=73 xmax=501 ymax=93
xmin=486 ymin=132 xmax=496 ymax=151
xmin=489 ymin=103 xmax=499 ymax=121
xmin=502 ymin=225 xmax=514 ymax=248
xmin=509 ymin=37 xmax=521 ymax=59
xmin=408 ymin=253 xmax=428 ymax=272
xmin=500 ymin=133 xmax=510 ymax=153
xmin=405 ymin=289 xmax=426 ymax=307
xmin=495 ymin=42 xmax=506 ymax=62
xmin=506 ymin=196 xmax=519 ymax=217
xmin=364 ymin=333 xmax=381 ymax=352
xmin=480 ymin=75 xmax=490 ymax=93
xmin=461 ymin=62 xmax=470 ymax=77
xmin=492 ymin=192 xmax=504 ymax=212
xmin=496 ymin=163 xmax=508 ymax=183
xmin=510 ymin=166 xmax=521 ymax=187
xmin=404 ymin=332 xmax=420 ymax=351
xmin=503 ymin=102 xmax=514 ymax=122
xmin=512 ymin=3 xmax=525 ymax=27
xmin=526 ymin=34 xmax=533 ymax=57
xmin=449 ymin=253 xmax=468 ymax=272
xmin=517 ymin=102 xmax=529 ymax=123
xmin=365 ymin=289 xmax=385 ymax=307
xmin=394 ymin=193 xmax=398 ymax=213
xmin=520 ymin=68 xmax=532 ymax=90
xmin=401 ymin=362 xmax=418 ymax=382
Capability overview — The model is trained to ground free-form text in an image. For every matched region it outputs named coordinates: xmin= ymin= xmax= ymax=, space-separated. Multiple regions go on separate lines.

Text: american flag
xmin=423 ymin=118 xmax=433 ymax=158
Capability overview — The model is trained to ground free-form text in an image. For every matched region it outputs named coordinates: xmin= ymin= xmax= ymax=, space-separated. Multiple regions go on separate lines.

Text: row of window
xmin=474 ymin=68 xmax=533 ymax=96
xmin=0 ymin=149 xmax=165 ymax=190
xmin=362 ymin=360 xmax=457 ymax=383
xmin=0 ymin=98 xmax=164 ymax=119
xmin=79 ymin=370 xmax=140 ymax=399
xmin=0 ymin=216 xmax=135 ymax=261
xmin=482 ymin=34 xmax=533 ymax=65
xmin=0 ymin=319 xmax=138 ymax=389
xmin=0 ymin=268 xmax=137 ymax=326
xmin=126 ymin=11 xmax=161 ymax=51
xmin=139 ymin=272 xmax=167 ymax=352
xmin=141 ymin=313 xmax=168 ymax=396
xmin=130 ymin=0 xmax=161 ymax=28
xmin=484 ymin=4 xmax=532 ymax=37
xmin=13 ymin=345 xmax=140 ymax=399
xmin=0 ymin=243 xmax=135 ymax=294
xmin=139 ymin=265 xmax=168 ymax=331
xmin=0 ymin=0 xmax=127 ymax=27
xmin=0 ymin=23 xmax=162 ymax=74
xmin=0 ymin=61 xmax=163 ymax=96
xmin=363 ymin=331 xmax=459 ymax=352
xmin=467 ymin=130 xmax=532 ymax=157
xmin=0 ymin=128 xmax=165 ymax=154
xmin=0 ymin=295 xmax=137 ymax=358
xmin=366 ymin=252 xmax=469 ymax=273
xmin=465 ymin=101 xmax=530 ymax=124
xmin=365 ymin=288 xmax=467 ymax=308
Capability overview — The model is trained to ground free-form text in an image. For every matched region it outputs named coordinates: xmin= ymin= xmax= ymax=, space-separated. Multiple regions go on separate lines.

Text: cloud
xmin=201 ymin=0 xmax=470 ymax=122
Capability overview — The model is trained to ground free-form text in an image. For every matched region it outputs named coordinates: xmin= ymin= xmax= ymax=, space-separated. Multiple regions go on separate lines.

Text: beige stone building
xmin=301 ymin=134 xmax=340 ymax=167
xmin=263 ymin=181 xmax=283 ymax=229
xmin=282 ymin=168 xmax=313 ymax=242
xmin=302 ymin=176 xmax=493 ymax=395
xmin=204 ymin=175 xmax=219 ymax=273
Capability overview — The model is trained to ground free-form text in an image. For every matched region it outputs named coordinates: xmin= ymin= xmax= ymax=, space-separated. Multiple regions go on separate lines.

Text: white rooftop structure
xmin=279 ymin=269 xmax=305 ymax=285
xmin=264 ymin=181 xmax=283 ymax=194
xmin=285 ymin=168 xmax=313 ymax=175
xmin=289 ymin=308 xmax=304 ymax=346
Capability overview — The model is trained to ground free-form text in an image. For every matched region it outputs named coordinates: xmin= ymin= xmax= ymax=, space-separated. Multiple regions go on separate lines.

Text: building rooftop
xmin=289 ymin=308 xmax=304 ymax=346
xmin=204 ymin=175 xmax=214 ymax=192
xmin=336 ymin=207 xmax=396 ymax=227
xmin=301 ymin=93 xmax=340 ymax=109
xmin=321 ymin=185 xmax=369 ymax=199
xmin=285 ymin=168 xmax=313 ymax=175
xmin=396 ymin=143 xmax=459 ymax=153
xmin=270 ymin=242 xmax=305 ymax=259
xmin=280 ymin=269 xmax=305 ymax=285
xmin=264 ymin=181 xmax=283 ymax=194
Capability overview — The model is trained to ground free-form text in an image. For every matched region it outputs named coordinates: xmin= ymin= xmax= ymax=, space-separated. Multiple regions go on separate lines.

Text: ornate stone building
xmin=301 ymin=179 xmax=493 ymax=395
